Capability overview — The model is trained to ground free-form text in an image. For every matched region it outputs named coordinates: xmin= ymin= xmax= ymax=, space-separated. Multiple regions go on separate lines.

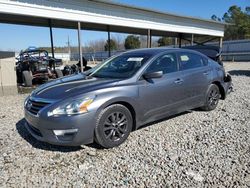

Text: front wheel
xmin=95 ymin=104 xmax=133 ymax=148
xmin=201 ymin=84 xmax=220 ymax=111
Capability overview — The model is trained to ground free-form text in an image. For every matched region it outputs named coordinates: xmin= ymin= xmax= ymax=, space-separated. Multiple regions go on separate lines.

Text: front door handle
xmin=174 ymin=78 xmax=183 ymax=84
xmin=203 ymin=71 xmax=209 ymax=76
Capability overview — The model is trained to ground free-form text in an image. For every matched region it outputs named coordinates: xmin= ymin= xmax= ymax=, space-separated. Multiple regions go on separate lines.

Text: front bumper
xmin=24 ymin=109 xmax=96 ymax=146
xmin=223 ymin=74 xmax=233 ymax=97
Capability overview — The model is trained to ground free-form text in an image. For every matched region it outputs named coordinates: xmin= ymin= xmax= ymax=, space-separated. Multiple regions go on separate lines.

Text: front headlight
xmin=48 ymin=96 xmax=95 ymax=116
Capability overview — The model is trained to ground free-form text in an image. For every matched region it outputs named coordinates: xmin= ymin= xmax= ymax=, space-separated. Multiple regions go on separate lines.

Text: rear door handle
xmin=174 ymin=78 xmax=183 ymax=84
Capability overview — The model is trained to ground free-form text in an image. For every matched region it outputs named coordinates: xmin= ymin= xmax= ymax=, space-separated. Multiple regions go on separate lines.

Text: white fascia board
xmin=0 ymin=1 xmax=224 ymax=37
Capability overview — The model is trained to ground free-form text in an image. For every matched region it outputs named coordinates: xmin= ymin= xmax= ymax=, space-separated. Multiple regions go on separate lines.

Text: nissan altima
xmin=24 ymin=48 xmax=232 ymax=148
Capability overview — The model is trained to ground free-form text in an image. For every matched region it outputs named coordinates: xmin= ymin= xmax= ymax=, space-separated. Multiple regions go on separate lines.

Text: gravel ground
xmin=0 ymin=62 xmax=249 ymax=187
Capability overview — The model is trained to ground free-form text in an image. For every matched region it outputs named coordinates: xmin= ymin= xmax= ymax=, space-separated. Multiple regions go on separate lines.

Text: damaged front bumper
xmin=223 ymin=74 xmax=233 ymax=97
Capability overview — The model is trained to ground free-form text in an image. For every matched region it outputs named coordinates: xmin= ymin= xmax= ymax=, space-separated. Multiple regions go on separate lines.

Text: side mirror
xmin=143 ymin=71 xmax=163 ymax=79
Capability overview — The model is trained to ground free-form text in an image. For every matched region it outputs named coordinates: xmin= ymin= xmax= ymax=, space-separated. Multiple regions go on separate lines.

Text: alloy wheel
xmin=208 ymin=89 xmax=219 ymax=108
xmin=103 ymin=112 xmax=128 ymax=142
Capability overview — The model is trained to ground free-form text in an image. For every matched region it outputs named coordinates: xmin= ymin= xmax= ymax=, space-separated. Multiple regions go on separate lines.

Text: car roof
xmin=121 ymin=47 xmax=202 ymax=56
xmin=122 ymin=47 xmax=174 ymax=55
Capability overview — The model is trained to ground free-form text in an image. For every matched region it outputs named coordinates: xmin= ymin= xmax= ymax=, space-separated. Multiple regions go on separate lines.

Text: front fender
xmin=89 ymin=85 xmax=141 ymax=127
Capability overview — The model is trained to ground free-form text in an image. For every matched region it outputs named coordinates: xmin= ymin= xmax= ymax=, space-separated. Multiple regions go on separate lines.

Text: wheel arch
xmin=212 ymin=81 xmax=226 ymax=100
xmin=110 ymin=101 xmax=137 ymax=131
xmin=97 ymin=99 xmax=137 ymax=131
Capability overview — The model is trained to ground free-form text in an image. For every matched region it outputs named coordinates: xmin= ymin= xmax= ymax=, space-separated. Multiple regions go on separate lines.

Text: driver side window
xmin=146 ymin=53 xmax=178 ymax=74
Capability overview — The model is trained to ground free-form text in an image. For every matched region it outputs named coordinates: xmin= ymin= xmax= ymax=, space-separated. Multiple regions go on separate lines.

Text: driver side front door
xmin=137 ymin=52 xmax=186 ymax=124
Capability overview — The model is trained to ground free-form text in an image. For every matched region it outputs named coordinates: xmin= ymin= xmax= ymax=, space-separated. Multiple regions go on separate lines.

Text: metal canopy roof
xmin=0 ymin=0 xmax=225 ymax=37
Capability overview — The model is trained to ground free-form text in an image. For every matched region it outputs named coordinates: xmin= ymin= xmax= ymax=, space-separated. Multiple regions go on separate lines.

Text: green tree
xmin=211 ymin=14 xmax=221 ymax=22
xmin=124 ymin=35 xmax=141 ymax=49
xmin=211 ymin=6 xmax=250 ymax=40
xmin=157 ymin=37 xmax=172 ymax=47
xmin=223 ymin=6 xmax=249 ymax=40
xmin=104 ymin=39 xmax=117 ymax=51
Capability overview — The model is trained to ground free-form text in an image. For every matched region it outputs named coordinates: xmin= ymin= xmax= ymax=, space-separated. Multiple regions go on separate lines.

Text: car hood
xmin=31 ymin=74 xmax=120 ymax=100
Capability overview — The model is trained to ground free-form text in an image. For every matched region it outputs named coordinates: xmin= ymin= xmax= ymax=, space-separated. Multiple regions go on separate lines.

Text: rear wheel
xmin=22 ymin=71 xmax=33 ymax=87
xmin=55 ymin=69 xmax=63 ymax=78
xmin=201 ymin=84 xmax=220 ymax=111
xmin=95 ymin=104 xmax=133 ymax=148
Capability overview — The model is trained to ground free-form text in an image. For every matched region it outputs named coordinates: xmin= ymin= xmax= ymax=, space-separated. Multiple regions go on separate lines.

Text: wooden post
xmin=147 ymin=29 xmax=152 ymax=48
xmin=174 ymin=37 xmax=178 ymax=48
xmin=219 ymin=37 xmax=223 ymax=49
xmin=178 ymin=34 xmax=182 ymax=48
xmin=49 ymin=19 xmax=54 ymax=58
xmin=48 ymin=19 xmax=56 ymax=71
xmin=219 ymin=37 xmax=223 ymax=62
xmin=107 ymin=26 xmax=111 ymax=57
xmin=77 ymin=22 xmax=83 ymax=72
xmin=191 ymin=34 xmax=194 ymax=46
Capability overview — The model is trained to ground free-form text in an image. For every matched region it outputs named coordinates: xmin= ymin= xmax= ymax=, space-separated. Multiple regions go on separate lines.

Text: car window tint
xmin=178 ymin=52 xmax=204 ymax=70
xmin=146 ymin=53 xmax=178 ymax=74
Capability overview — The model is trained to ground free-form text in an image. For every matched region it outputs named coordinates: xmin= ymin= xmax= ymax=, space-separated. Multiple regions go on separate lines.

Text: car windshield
xmin=89 ymin=53 xmax=152 ymax=79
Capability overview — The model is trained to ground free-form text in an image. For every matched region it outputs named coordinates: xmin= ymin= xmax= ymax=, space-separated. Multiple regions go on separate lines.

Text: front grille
xmin=26 ymin=99 xmax=50 ymax=115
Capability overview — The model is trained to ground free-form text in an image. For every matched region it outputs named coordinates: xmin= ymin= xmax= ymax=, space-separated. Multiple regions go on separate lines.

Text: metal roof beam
xmin=0 ymin=0 xmax=224 ymax=37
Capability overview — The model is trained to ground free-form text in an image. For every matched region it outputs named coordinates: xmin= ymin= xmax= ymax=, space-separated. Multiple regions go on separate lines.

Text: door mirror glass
xmin=143 ymin=71 xmax=163 ymax=79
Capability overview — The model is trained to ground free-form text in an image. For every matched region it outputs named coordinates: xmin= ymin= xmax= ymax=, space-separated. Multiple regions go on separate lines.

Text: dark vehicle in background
xmin=16 ymin=47 xmax=63 ymax=87
xmin=62 ymin=57 xmax=91 ymax=76
xmin=24 ymin=48 xmax=232 ymax=148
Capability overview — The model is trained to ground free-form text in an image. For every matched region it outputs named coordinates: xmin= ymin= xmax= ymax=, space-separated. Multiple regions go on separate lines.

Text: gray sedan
xmin=24 ymin=48 xmax=232 ymax=148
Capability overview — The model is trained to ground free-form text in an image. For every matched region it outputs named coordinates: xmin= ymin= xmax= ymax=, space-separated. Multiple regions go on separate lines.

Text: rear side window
xmin=146 ymin=53 xmax=178 ymax=74
xmin=178 ymin=52 xmax=205 ymax=70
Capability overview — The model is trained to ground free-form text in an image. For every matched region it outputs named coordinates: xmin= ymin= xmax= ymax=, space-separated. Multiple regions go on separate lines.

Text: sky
xmin=0 ymin=0 xmax=249 ymax=52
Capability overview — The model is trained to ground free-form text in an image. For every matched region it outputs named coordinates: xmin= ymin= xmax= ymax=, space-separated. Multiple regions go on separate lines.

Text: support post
xmin=219 ymin=37 xmax=223 ymax=49
xmin=49 ymin=19 xmax=54 ymax=58
xmin=67 ymin=35 xmax=71 ymax=64
xmin=178 ymin=34 xmax=182 ymax=48
xmin=77 ymin=22 xmax=83 ymax=73
xmin=49 ymin=19 xmax=55 ymax=71
xmin=107 ymin=26 xmax=111 ymax=57
xmin=219 ymin=37 xmax=223 ymax=61
xmin=174 ymin=37 xmax=178 ymax=48
xmin=147 ymin=29 xmax=152 ymax=48
xmin=191 ymin=34 xmax=194 ymax=46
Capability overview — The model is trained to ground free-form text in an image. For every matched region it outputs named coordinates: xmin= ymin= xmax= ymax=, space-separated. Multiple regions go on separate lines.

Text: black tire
xmin=95 ymin=104 xmax=133 ymax=148
xmin=201 ymin=84 xmax=220 ymax=111
xmin=22 ymin=71 xmax=33 ymax=87
xmin=55 ymin=69 xmax=63 ymax=78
